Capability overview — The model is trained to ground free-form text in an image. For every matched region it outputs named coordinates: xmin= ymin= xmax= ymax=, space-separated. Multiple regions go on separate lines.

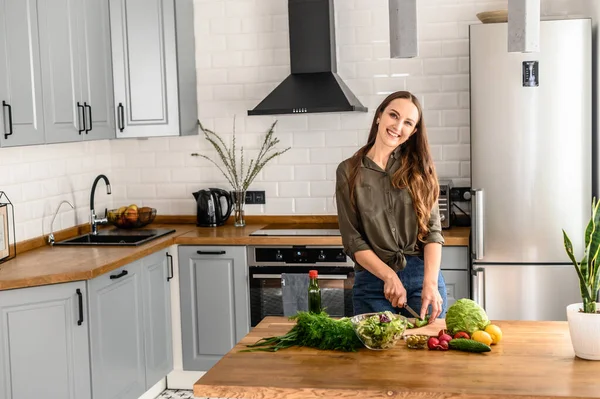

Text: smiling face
xmin=375 ymin=98 xmax=420 ymax=150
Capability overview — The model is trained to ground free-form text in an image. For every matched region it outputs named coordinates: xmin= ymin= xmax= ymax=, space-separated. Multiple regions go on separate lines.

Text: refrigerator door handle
xmin=471 ymin=189 xmax=484 ymax=260
xmin=471 ymin=267 xmax=486 ymax=310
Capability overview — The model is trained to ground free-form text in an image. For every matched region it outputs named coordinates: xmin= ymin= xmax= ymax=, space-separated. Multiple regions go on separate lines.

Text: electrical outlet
xmin=253 ymin=191 xmax=265 ymax=204
xmin=245 ymin=191 xmax=266 ymax=205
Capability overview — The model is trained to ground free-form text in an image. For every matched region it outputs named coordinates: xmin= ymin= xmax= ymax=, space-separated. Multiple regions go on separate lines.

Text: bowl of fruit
xmin=351 ymin=311 xmax=408 ymax=350
xmin=107 ymin=205 xmax=156 ymax=229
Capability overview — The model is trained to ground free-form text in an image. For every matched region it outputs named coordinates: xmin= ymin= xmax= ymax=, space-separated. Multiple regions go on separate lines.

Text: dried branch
xmin=196 ymin=119 xmax=290 ymax=192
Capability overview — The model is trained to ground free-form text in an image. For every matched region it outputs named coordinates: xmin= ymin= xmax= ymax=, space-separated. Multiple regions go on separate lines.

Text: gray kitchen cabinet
xmin=141 ymin=251 xmax=174 ymax=389
xmin=441 ymin=246 xmax=470 ymax=306
xmin=41 ymin=0 xmax=115 ymax=144
xmin=0 ymin=281 xmax=91 ymax=399
xmin=442 ymin=270 xmax=469 ymax=307
xmin=0 ymin=0 xmax=114 ymax=146
xmin=78 ymin=0 xmax=116 ymax=141
xmin=109 ymin=0 xmax=197 ymax=138
xmin=0 ymin=0 xmax=45 ymax=147
xmin=179 ymin=246 xmax=250 ymax=371
xmin=88 ymin=251 xmax=173 ymax=399
xmin=88 ymin=261 xmax=146 ymax=399
xmin=37 ymin=0 xmax=83 ymax=144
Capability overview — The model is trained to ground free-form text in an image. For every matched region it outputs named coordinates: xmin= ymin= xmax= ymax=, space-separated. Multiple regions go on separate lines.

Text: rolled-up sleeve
xmin=422 ymin=202 xmax=445 ymax=245
xmin=335 ymin=163 xmax=371 ymax=261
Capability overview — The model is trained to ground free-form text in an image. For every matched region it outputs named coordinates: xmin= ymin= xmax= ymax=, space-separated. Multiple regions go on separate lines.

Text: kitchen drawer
xmin=441 ymin=246 xmax=468 ymax=270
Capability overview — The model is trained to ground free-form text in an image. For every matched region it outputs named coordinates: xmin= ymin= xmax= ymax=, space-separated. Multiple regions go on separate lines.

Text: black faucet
xmin=90 ymin=174 xmax=111 ymax=235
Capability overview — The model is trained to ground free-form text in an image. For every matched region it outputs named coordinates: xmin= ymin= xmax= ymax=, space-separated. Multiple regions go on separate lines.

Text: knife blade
xmin=403 ymin=303 xmax=422 ymax=320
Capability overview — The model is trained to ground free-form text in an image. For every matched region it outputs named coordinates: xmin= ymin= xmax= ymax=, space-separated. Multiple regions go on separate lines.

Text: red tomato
xmin=453 ymin=331 xmax=470 ymax=340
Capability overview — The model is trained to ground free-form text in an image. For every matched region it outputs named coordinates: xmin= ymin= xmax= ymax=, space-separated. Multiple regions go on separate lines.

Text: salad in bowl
xmin=351 ymin=311 xmax=408 ymax=350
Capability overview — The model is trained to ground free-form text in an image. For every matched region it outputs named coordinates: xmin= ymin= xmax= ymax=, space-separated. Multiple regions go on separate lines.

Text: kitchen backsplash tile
xmin=263 ymin=165 xmax=294 ymax=182
xmin=296 ymin=198 xmax=328 ymax=214
xmin=293 ymin=132 xmax=325 ymax=148
xmin=0 ymin=0 xmax=590 ymax=241
xmin=279 ymin=182 xmax=310 ymax=199
xmin=265 ymin=197 xmax=295 ymax=214
xmin=0 ymin=140 xmax=112 ymax=241
xmin=295 ymin=165 xmax=327 ymax=182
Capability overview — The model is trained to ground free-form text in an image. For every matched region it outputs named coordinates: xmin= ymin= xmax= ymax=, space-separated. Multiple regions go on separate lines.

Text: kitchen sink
xmin=53 ymin=228 xmax=176 ymax=246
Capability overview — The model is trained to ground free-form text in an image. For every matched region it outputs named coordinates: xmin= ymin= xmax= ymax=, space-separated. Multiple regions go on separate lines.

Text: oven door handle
xmin=251 ymin=273 xmax=348 ymax=280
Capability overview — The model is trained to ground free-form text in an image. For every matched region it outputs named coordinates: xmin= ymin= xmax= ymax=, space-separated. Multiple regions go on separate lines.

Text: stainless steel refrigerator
xmin=469 ymin=19 xmax=592 ymax=321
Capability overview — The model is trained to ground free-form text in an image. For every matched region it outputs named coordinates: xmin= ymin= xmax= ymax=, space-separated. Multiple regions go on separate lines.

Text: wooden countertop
xmin=176 ymin=224 xmax=470 ymax=246
xmin=194 ymin=317 xmax=597 ymax=399
xmin=0 ymin=224 xmax=191 ymax=291
xmin=0 ymin=223 xmax=469 ymax=291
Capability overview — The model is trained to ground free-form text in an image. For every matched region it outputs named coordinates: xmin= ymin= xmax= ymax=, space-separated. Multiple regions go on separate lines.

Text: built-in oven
xmin=247 ymin=245 xmax=354 ymax=327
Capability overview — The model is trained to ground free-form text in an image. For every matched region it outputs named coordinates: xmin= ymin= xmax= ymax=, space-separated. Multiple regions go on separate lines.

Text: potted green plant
xmin=194 ymin=119 xmax=290 ymax=227
xmin=563 ymin=197 xmax=600 ymax=360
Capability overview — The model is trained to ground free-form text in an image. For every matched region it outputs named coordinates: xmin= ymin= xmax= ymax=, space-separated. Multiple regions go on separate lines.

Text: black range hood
xmin=248 ymin=0 xmax=367 ymax=116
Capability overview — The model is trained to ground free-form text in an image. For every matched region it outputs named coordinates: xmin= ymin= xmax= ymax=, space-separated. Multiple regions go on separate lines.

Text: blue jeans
xmin=353 ymin=255 xmax=448 ymax=318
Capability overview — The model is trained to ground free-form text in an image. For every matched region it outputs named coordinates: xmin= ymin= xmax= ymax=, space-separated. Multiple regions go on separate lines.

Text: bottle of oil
xmin=308 ymin=270 xmax=321 ymax=313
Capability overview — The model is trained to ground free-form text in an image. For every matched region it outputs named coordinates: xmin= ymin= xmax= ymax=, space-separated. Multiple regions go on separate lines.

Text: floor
xmin=156 ymin=389 xmax=224 ymax=399
xmin=156 ymin=390 xmax=195 ymax=399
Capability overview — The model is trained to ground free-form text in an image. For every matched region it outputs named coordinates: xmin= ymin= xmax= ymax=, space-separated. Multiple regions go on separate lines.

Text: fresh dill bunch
xmin=242 ymin=311 xmax=362 ymax=352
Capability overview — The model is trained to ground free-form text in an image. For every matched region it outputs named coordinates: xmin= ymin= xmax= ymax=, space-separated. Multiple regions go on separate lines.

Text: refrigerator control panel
xmin=522 ymin=61 xmax=539 ymax=87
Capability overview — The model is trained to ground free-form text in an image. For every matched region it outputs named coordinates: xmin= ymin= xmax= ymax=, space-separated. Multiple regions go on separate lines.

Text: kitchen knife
xmin=403 ymin=303 xmax=422 ymax=320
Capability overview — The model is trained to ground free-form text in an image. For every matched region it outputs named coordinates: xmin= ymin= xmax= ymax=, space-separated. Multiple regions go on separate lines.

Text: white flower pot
xmin=566 ymin=303 xmax=600 ymax=360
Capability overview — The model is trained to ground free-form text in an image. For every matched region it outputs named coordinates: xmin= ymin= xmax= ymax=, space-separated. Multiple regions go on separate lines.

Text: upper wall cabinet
xmin=39 ymin=0 xmax=115 ymax=144
xmin=78 ymin=0 xmax=116 ymax=142
xmin=109 ymin=0 xmax=198 ymax=139
xmin=0 ymin=0 xmax=115 ymax=147
xmin=0 ymin=0 xmax=45 ymax=147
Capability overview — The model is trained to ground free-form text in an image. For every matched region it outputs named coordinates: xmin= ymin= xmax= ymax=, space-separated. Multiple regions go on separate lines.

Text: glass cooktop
xmin=249 ymin=229 xmax=341 ymax=236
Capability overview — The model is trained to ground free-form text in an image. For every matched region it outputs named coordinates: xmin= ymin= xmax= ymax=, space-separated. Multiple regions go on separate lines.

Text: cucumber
xmin=448 ymin=338 xmax=491 ymax=353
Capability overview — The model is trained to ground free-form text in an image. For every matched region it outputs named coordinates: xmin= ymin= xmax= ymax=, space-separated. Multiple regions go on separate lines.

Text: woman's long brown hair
xmin=347 ymin=91 xmax=439 ymax=242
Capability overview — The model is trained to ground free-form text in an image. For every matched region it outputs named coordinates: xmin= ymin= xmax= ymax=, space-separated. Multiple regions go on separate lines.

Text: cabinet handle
xmin=197 ymin=250 xmax=226 ymax=255
xmin=77 ymin=102 xmax=85 ymax=135
xmin=109 ymin=270 xmax=128 ymax=279
xmin=84 ymin=102 xmax=92 ymax=133
xmin=76 ymin=289 xmax=84 ymax=326
xmin=2 ymin=100 xmax=13 ymax=139
xmin=166 ymin=252 xmax=173 ymax=281
xmin=117 ymin=103 xmax=124 ymax=132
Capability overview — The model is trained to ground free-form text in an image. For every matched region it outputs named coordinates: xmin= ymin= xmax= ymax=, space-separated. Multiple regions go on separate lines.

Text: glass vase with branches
xmin=194 ymin=119 xmax=290 ymax=226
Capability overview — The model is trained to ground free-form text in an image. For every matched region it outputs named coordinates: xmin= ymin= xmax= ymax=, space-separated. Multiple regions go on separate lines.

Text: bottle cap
xmin=309 ymin=270 xmax=318 ymax=278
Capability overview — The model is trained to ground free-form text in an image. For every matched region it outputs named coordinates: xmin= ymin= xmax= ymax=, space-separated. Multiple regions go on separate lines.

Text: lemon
xmin=471 ymin=330 xmax=493 ymax=346
xmin=484 ymin=324 xmax=503 ymax=344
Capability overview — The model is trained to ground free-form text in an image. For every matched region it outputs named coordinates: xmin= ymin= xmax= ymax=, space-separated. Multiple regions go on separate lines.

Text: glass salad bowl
xmin=350 ymin=311 xmax=408 ymax=350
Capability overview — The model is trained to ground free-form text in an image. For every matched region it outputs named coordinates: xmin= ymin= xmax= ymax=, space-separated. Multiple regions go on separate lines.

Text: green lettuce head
xmin=445 ymin=298 xmax=490 ymax=334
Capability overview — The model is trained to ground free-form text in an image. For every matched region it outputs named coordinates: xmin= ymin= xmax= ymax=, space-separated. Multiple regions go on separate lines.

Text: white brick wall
xmin=0 ymin=0 xmax=595 ymax=241
xmin=0 ymin=142 xmax=112 ymax=242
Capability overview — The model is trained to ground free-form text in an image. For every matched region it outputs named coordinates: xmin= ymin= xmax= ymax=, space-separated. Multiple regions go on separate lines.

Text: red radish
xmin=438 ymin=329 xmax=449 ymax=337
xmin=438 ymin=340 xmax=449 ymax=351
xmin=427 ymin=336 xmax=440 ymax=350
xmin=439 ymin=333 xmax=453 ymax=343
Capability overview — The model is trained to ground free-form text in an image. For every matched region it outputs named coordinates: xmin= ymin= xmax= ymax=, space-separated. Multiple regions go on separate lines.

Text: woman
xmin=336 ymin=91 xmax=447 ymax=323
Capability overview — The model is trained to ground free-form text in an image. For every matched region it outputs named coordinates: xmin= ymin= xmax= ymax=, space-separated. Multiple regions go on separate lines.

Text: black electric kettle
xmin=193 ymin=188 xmax=233 ymax=227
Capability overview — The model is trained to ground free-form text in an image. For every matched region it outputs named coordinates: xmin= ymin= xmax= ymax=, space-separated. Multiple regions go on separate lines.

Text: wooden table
xmin=194 ymin=317 xmax=600 ymax=399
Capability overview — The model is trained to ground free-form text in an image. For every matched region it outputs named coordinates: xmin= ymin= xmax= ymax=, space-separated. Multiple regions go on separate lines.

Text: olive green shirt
xmin=335 ymin=147 xmax=444 ymax=272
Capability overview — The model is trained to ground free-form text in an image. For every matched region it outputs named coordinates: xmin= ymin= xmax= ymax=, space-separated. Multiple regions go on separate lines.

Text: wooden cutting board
xmin=194 ymin=317 xmax=599 ymax=399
